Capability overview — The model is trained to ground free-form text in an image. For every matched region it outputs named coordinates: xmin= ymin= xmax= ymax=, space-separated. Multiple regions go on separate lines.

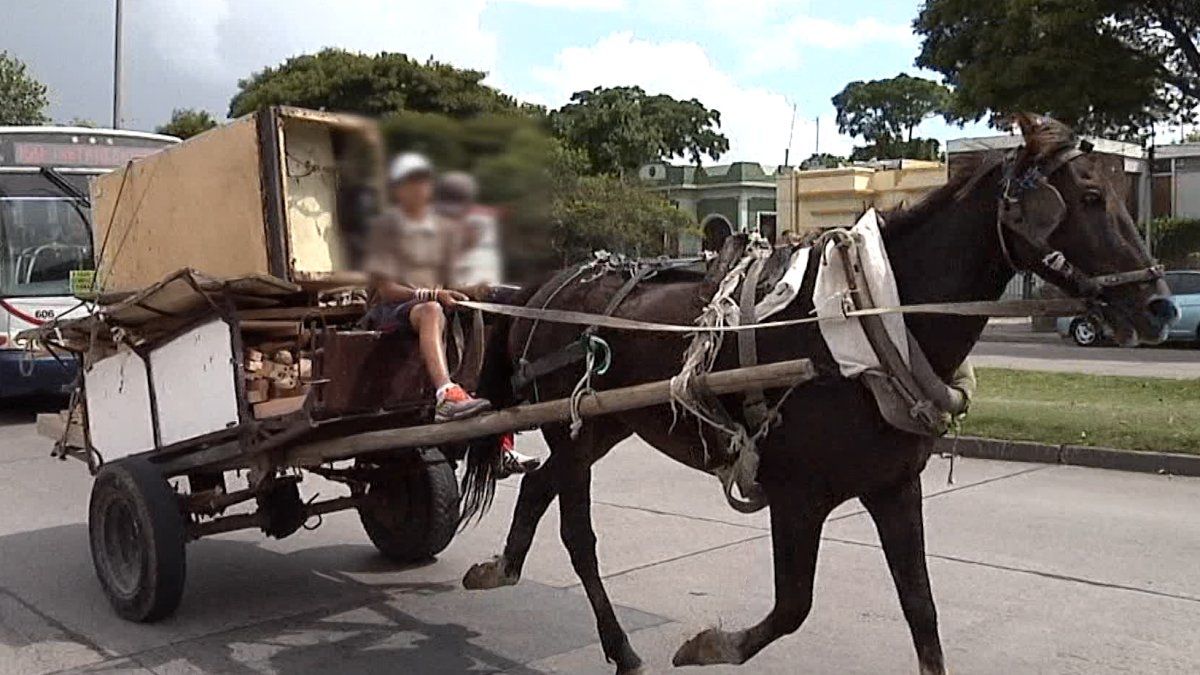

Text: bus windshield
xmin=0 ymin=173 xmax=93 ymax=297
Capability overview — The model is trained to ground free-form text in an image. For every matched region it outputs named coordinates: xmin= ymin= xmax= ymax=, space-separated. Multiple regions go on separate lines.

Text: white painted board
xmin=150 ymin=319 xmax=240 ymax=446
xmin=84 ymin=349 xmax=155 ymax=460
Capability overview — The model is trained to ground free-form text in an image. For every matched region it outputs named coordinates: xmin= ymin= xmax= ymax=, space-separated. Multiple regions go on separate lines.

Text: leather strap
xmin=738 ymin=255 xmax=769 ymax=430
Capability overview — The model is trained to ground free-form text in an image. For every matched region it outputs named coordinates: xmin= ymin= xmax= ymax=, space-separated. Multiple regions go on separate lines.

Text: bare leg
xmin=409 ymin=301 xmax=451 ymax=388
xmin=860 ymin=474 xmax=946 ymax=675
xmin=674 ymin=486 xmax=832 ymax=666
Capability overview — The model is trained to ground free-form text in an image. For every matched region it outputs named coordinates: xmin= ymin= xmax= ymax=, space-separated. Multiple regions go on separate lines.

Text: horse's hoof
xmin=672 ymin=627 xmax=742 ymax=667
xmin=462 ymin=556 xmax=518 ymax=590
xmin=616 ymin=665 xmax=645 ymax=675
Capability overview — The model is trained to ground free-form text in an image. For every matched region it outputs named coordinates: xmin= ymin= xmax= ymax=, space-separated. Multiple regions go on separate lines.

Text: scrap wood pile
xmin=22 ymin=267 xmax=370 ymax=421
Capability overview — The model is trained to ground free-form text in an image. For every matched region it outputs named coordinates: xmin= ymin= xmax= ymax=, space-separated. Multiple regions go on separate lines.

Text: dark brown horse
xmin=458 ymin=114 xmax=1177 ymax=674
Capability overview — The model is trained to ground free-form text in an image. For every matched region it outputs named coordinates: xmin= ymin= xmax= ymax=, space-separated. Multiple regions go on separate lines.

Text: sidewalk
xmin=980 ymin=317 xmax=1061 ymax=344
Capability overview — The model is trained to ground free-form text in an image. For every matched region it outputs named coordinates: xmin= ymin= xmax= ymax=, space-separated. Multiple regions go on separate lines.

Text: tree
xmin=229 ymin=48 xmax=518 ymax=119
xmin=849 ymin=138 xmax=942 ymax=162
xmin=551 ymin=174 xmax=696 ymax=263
xmin=914 ymin=1 xmax=1200 ymax=136
xmin=550 ymin=86 xmax=729 ymax=176
xmin=156 ymin=108 xmax=218 ymax=139
xmin=800 ymin=153 xmax=846 ymax=169
xmin=833 ymin=74 xmax=951 ymax=143
xmin=0 ymin=51 xmax=49 ymax=125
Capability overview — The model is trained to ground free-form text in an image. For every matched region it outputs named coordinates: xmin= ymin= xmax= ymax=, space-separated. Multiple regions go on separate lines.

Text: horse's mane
xmin=881 ymin=151 xmax=1004 ymax=239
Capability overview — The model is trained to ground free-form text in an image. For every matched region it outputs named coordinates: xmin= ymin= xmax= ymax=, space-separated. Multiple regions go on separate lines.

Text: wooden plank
xmin=285 ymin=359 xmax=816 ymax=466
xmin=91 ymin=116 xmax=271 ymax=294
xmin=237 ymin=305 xmax=365 ymax=321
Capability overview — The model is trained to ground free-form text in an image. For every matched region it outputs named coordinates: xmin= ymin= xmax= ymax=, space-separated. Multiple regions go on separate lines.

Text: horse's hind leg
xmin=861 ymin=473 xmax=946 ymax=675
xmin=463 ymin=454 xmax=559 ymax=589
xmin=674 ymin=487 xmax=832 ymax=666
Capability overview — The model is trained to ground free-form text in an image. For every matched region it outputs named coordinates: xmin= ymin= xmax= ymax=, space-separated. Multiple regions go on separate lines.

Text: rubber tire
xmin=88 ymin=457 xmax=186 ymax=622
xmin=1070 ymin=318 xmax=1100 ymax=347
xmin=357 ymin=448 xmax=460 ymax=563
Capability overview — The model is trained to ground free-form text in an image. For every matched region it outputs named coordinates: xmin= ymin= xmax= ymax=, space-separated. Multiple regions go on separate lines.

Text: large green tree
xmin=156 ymin=108 xmax=218 ymax=139
xmin=0 ymin=51 xmax=50 ymax=125
xmin=832 ymin=74 xmax=950 ymax=160
xmin=914 ymin=0 xmax=1200 ymax=136
xmin=550 ymin=86 xmax=729 ymax=176
xmin=228 ymin=48 xmax=519 ymax=119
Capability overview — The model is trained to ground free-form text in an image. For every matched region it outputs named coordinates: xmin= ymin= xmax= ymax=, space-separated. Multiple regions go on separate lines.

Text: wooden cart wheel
xmin=88 ymin=457 xmax=187 ymax=622
xmin=357 ymin=448 xmax=460 ymax=563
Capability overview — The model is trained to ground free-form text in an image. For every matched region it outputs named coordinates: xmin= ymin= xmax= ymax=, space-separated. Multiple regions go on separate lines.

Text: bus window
xmin=0 ymin=176 xmax=93 ymax=297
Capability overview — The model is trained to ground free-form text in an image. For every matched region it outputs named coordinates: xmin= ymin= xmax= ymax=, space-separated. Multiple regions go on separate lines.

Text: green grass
xmin=962 ymin=368 xmax=1200 ymax=454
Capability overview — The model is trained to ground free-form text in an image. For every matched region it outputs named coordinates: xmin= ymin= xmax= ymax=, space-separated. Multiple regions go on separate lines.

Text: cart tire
xmin=88 ymin=457 xmax=186 ymax=622
xmin=358 ymin=448 xmax=460 ymax=563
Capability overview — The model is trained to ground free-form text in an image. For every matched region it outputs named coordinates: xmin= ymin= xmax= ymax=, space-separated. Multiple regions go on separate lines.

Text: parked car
xmin=1057 ymin=270 xmax=1200 ymax=346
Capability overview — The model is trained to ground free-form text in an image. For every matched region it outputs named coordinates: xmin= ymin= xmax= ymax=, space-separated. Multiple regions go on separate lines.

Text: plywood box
xmin=90 ymin=107 xmax=383 ymax=295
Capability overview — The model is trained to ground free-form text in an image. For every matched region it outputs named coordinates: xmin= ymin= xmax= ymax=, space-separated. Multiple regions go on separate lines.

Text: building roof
xmin=640 ymin=161 xmax=780 ymax=189
xmin=947 ymin=134 xmax=1145 ymax=160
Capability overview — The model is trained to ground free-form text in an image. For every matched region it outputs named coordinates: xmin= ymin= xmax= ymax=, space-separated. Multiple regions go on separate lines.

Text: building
xmin=776 ymin=159 xmax=945 ymax=235
xmin=639 ymin=162 xmax=779 ymax=251
xmin=1151 ymin=143 xmax=1200 ymax=219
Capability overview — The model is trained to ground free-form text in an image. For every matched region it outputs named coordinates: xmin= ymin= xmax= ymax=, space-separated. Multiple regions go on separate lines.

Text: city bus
xmin=0 ymin=126 xmax=178 ymax=398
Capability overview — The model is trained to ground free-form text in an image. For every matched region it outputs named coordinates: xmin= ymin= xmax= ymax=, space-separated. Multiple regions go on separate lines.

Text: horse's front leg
xmin=463 ymin=453 xmax=558 ymax=590
xmin=674 ymin=486 xmax=832 ymax=667
xmin=861 ymin=473 xmax=946 ymax=675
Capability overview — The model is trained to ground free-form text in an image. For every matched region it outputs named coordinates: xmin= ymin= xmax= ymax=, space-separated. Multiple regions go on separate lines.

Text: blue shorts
xmin=360 ymin=299 xmax=426 ymax=335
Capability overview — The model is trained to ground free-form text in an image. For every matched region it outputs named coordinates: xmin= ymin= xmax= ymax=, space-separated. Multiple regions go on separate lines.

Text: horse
xmin=456 ymin=114 xmax=1177 ymax=674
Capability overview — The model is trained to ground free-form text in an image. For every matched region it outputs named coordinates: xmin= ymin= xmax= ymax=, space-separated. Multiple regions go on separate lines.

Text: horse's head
xmin=1000 ymin=113 xmax=1177 ymax=346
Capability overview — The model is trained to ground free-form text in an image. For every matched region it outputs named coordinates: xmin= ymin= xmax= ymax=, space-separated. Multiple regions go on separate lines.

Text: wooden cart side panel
xmin=90 ymin=115 xmax=271 ymax=294
xmin=280 ymin=117 xmax=346 ymax=277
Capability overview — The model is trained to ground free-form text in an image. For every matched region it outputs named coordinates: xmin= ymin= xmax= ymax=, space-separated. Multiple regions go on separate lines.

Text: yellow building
xmin=776 ymin=160 xmax=946 ymax=236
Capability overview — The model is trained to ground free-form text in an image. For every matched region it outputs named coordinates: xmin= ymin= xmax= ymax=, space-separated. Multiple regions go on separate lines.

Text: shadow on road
xmin=0 ymin=520 xmax=664 ymax=674
xmin=0 ymin=395 xmax=66 ymax=427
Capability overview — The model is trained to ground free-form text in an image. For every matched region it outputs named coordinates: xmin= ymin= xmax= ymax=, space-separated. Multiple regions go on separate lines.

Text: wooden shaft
xmin=285 ymin=358 xmax=816 ymax=466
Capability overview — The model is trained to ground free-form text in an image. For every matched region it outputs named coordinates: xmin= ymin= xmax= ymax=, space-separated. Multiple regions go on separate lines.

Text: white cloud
xmin=746 ymin=15 xmax=916 ymax=70
xmin=529 ymin=32 xmax=851 ymax=165
xmin=122 ymin=0 xmax=498 ymax=127
xmin=494 ymin=0 xmax=626 ymax=10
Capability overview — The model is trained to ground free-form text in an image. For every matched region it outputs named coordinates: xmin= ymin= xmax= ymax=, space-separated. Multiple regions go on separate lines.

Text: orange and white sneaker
xmin=498 ymin=433 xmax=541 ymax=478
xmin=434 ymin=384 xmax=492 ymax=422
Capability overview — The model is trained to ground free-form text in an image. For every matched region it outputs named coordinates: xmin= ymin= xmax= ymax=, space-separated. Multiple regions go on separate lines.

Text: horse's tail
xmin=459 ymin=283 xmax=540 ymax=527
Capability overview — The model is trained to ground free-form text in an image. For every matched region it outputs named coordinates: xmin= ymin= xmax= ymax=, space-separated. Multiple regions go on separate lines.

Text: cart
xmin=26 ymin=106 xmax=816 ymax=622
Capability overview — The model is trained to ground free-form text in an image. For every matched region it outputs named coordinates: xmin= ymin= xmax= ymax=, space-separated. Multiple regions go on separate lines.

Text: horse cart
xmin=26 ymin=106 xmax=816 ymax=622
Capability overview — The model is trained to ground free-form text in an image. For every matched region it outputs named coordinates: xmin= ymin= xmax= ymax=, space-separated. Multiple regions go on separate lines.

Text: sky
xmin=3 ymin=0 xmax=992 ymax=165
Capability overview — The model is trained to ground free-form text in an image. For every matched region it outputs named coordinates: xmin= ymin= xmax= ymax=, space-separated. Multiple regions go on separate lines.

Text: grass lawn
xmin=962 ymin=368 xmax=1200 ymax=454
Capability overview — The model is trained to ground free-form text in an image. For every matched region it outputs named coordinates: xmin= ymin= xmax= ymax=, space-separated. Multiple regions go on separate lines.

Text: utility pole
xmin=112 ymin=0 xmax=125 ymax=129
xmin=814 ymin=116 xmax=820 ymax=157
xmin=783 ymin=102 xmax=797 ymax=167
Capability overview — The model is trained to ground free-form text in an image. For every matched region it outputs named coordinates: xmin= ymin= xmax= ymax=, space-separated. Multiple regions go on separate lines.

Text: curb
xmin=934 ymin=436 xmax=1200 ymax=477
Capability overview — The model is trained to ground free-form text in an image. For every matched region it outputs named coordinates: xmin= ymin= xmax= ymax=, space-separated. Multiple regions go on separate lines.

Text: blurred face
xmin=389 ymin=174 xmax=434 ymax=214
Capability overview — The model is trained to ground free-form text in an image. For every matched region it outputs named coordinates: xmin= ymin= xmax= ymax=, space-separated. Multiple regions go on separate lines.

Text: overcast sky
xmin=3 ymin=0 xmax=990 ymax=163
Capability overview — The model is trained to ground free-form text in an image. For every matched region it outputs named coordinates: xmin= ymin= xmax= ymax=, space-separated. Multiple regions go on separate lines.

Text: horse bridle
xmin=996 ymin=141 xmax=1164 ymax=300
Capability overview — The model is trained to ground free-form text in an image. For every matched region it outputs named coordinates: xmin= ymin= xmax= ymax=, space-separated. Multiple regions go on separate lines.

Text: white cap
xmin=389 ymin=152 xmax=434 ymax=184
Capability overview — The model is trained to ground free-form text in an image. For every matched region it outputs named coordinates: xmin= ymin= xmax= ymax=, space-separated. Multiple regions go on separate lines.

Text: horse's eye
xmin=1083 ymin=190 xmax=1103 ymax=205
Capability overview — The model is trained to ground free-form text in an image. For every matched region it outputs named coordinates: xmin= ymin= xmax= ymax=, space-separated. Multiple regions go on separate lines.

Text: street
xmin=2 ymin=402 xmax=1199 ymax=675
xmin=972 ymin=339 xmax=1200 ymax=378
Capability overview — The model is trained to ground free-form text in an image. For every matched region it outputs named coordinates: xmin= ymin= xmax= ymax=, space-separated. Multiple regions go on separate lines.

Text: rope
xmin=568 ymin=334 xmax=610 ymax=439
xmin=458 ymin=296 xmax=1087 ymax=334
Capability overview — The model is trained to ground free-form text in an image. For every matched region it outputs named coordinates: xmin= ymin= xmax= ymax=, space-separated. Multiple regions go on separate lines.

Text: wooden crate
xmin=90 ymin=107 xmax=383 ymax=295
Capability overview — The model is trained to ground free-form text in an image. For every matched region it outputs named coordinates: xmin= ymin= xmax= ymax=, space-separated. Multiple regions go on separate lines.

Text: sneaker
xmin=435 ymin=384 xmax=492 ymax=422
xmin=498 ymin=433 xmax=541 ymax=479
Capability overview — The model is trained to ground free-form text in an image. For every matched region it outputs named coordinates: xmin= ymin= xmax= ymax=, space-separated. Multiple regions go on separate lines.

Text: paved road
xmin=972 ymin=340 xmax=1200 ymax=378
xmin=3 ymin=402 xmax=1200 ymax=674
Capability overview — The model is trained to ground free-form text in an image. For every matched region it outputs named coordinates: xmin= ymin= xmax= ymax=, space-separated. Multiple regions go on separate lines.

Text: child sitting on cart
xmin=361 ymin=154 xmax=539 ymax=478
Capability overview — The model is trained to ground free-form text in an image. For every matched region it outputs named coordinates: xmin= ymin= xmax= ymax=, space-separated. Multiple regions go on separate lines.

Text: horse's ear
xmin=1014 ymin=113 xmax=1044 ymax=156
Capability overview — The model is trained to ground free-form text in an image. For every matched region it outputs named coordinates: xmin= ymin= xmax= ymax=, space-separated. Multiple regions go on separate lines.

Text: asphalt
xmin=971 ymin=338 xmax=1200 ymax=379
xmin=2 ymin=403 xmax=1200 ymax=675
